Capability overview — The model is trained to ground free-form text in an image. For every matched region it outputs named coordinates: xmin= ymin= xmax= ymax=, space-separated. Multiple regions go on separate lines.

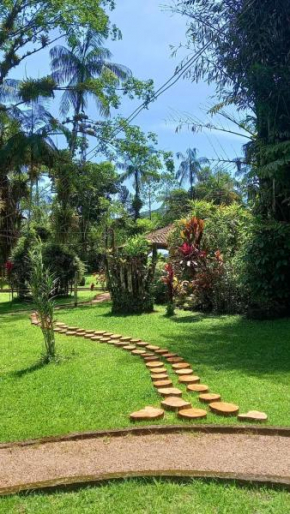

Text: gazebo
xmin=146 ymin=224 xmax=174 ymax=257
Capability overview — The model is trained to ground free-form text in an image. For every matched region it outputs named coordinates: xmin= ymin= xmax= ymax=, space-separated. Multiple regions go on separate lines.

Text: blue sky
xmin=13 ymin=0 xmax=247 ymax=167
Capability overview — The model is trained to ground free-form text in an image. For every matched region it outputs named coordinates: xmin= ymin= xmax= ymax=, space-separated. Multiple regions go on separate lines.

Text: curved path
xmin=1 ymin=428 xmax=290 ymax=495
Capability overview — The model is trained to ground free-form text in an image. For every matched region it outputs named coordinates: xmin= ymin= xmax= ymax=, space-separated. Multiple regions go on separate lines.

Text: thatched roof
xmin=146 ymin=224 xmax=174 ymax=249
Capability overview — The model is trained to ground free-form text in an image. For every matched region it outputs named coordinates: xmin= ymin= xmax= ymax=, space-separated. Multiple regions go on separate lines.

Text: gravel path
xmin=1 ymin=432 xmax=290 ymax=493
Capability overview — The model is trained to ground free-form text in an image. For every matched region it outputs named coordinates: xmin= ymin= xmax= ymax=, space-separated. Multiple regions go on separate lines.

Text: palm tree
xmin=176 ymin=148 xmax=208 ymax=199
xmin=50 ymin=31 xmax=131 ymax=159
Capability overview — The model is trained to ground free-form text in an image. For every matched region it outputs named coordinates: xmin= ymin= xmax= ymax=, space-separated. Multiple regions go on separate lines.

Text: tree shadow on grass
xmin=0 ymin=360 xmax=47 ymax=380
xmin=161 ymin=315 xmax=290 ymax=378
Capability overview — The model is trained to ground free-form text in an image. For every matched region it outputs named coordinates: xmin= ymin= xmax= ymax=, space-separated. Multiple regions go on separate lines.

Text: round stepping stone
xmin=150 ymin=373 xmax=168 ymax=381
xmin=153 ymin=379 xmax=173 ymax=388
xmin=120 ymin=337 xmax=132 ymax=342
xmin=136 ymin=342 xmax=150 ymax=347
xmin=167 ymin=357 xmax=184 ymax=364
xmin=155 ymin=349 xmax=169 ymax=355
xmin=144 ymin=356 xmax=158 ymax=362
xmin=172 ymin=363 xmax=191 ymax=370
xmin=162 ymin=353 xmax=177 ymax=358
xmin=210 ymin=401 xmax=239 ymax=416
xmin=84 ymin=334 xmax=95 ymax=339
xmin=94 ymin=331 xmax=106 ymax=335
xmin=146 ymin=345 xmax=160 ymax=351
xmin=130 ymin=406 xmax=164 ymax=421
xmin=67 ymin=327 xmax=78 ymax=331
xmin=53 ymin=328 xmax=62 ymax=333
xmin=199 ymin=393 xmax=221 ymax=403
xmin=99 ymin=337 xmax=111 ymax=342
xmin=146 ymin=361 xmax=163 ymax=368
xmin=103 ymin=332 xmax=114 ymax=337
xmin=131 ymin=349 xmax=146 ymax=355
xmin=110 ymin=334 xmax=122 ymax=340
xmin=157 ymin=387 xmax=182 ymax=397
xmin=114 ymin=341 xmax=128 ymax=347
xmin=150 ymin=367 xmax=167 ymax=374
xmin=55 ymin=322 xmax=66 ymax=327
xmin=238 ymin=411 xmax=268 ymax=422
xmin=187 ymin=384 xmax=209 ymax=393
xmin=85 ymin=330 xmax=95 ymax=334
xmin=91 ymin=336 xmax=101 ymax=341
xmin=141 ymin=352 xmax=155 ymax=358
xmin=123 ymin=345 xmax=136 ymax=351
xmin=161 ymin=397 xmax=191 ymax=411
xmin=178 ymin=408 xmax=207 ymax=420
xmin=66 ymin=331 xmax=77 ymax=336
xmin=178 ymin=375 xmax=200 ymax=385
xmin=175 ymin=369 xmax=194 ymax=376
xmin=131 ymin=339 xmax=141 ymax=344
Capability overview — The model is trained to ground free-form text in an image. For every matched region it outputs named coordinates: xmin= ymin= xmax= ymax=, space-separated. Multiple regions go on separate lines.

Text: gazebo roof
xmin=146 ymin=224 xmax=174 ymax=249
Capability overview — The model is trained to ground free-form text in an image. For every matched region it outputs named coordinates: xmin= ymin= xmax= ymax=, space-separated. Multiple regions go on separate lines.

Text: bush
xmin=43 ymin=243 xmax=85 ymax=296
xmin=152 ymin=260 xmax=168 ymax=304
xmin=241 ymin=220 xmax=290 ymax=318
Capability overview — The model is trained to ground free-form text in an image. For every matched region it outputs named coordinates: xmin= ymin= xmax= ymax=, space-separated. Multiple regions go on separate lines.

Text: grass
xmin=0 ymin=300 xmax=290 ymax=443
xmin=1 ymin=479 xmax=290 ymax=513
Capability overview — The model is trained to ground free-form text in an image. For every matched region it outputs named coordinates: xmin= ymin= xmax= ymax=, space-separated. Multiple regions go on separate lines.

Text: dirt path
xmin=1 ymin=431 xmax=290 ymax=494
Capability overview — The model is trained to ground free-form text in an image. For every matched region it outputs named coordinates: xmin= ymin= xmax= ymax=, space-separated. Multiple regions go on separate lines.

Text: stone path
xmin=30 ymin=315 xmax=268 ymax=424
xmin=0 ymin=431 xmax=290 ymax=494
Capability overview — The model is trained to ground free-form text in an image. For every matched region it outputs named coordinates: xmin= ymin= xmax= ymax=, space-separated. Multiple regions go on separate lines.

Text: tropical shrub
xmin=241 ymin=220 xmax=290 ymax=318
xmin=105 ymin=235 xmax=156 ymax=314
xmin=42 ymin=243 xmax=85 ymax=296
xmin=152 ymin=260 xmax=168 ymax=304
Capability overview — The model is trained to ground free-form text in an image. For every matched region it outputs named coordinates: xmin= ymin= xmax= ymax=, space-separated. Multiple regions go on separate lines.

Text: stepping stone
xmin=53 ymin=328 xmax=62 ymax=333
xmin=157 ymin=387 xmax=183 ymax=397
xmin=123 ymin=345 xmax=136 ymax=351
xmin=66 ymin=331 xmax=77 ymax=336
xmin=136 ymin=342 xmax=150 ymax=347
xmin=146 ymin=361 xmax=163 ymax=368
xmin=238 ymin=411 xmax=268 ymax=422
xmin=94 ymin=331 xmax=106 ymax=335
xmin=114 ymin=341 xmax=128 ymax=347
xmin=110 ymin=334 xmax=122 ymax=340
xmin=179 ymin=375 xmax=200 ymax=384
xmin=103 ymin=332 xmax=114 ymax=337
xmin=175 ymin=369 xmax=194 ymax=376
xmin=130 ymin=406 xmax=164 ymax=421
xmin=144 ymin=356 xmax=158 ymax=362
xmin=91 ymin=336 xmax=102 ymax=341
xmin=120 ymin=337 xmax=132 ymax=342
xmin=178 ymin=408 xmax=207 ymax=420
xmin=187 ymin=384 xmax=209 ymax=393
xmin=155 ymin=349 xmax=169 ymax=355
xmin=76 ymin=329 xmax=86 ymax=334
xmin=55 ymin=322 xmax=67 ymax=327
xmin=146 ymin=345 xmax=160 ymax=351
xmin=131 ymin=349 xmax=146 ymax=355
xmin=161 ymin=397 xmax=191 ymax=411
xmin=67 ymin=327 xmax=78 ymax=331
xmin=131 ymin=339 xmax=141 ymax=344
xmin=153 ymin=379 xmax=173 ymax=388
xmin=210 ymin=402 xmax=239 ymax=416
xmin=162 ymin=353 xmax=177 ymax=358
xmin=99 ymin=337 xmax=111 ymax=342
xmin=85 ymin=330 xmax=95 ymax=334
xmin=172 ymin=363 xmax=191 ymax=370
xmin=150 ymin=373 xmax=168 ymax=381
xmin=150 ymin=367 xmax=167 ymax=374
xmin=84 ymin=334 xmax=95 ymax=339
xmin=141 ymin=352 xmax=155 ymax=358
xmin=199 ymin=393 xmax=221 ymax=403
xmin=167 ymin=357 xmax=184 ymax=364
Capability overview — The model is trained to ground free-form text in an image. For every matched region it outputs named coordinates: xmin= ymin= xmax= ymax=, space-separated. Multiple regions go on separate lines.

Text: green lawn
xmin=1 ymin=479 xmax=290 ymax=513
xmin=0 ymin=301 xmax=290 ymax=444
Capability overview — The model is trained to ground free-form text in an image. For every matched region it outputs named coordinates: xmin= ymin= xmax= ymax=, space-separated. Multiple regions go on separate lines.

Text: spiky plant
xmin=28 ymin=243 xmax=56 ymax=361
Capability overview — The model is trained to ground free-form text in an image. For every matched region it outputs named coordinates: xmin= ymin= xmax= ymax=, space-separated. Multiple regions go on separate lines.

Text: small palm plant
xmin=28 ymin=243 xmax=56 ymax=361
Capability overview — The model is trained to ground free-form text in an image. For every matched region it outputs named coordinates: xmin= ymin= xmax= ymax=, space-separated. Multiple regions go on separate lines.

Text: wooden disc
xmin=131 ymin=349 xmax=146 ymax=355
xmin=153 ymin=379 xmax=173 ymax=388
xmin=175 ymin=369 xmax=194 ymax=376
xmin=66 ymin=331 xmax=77 ymax=336
xmin=85 ymin=330 xmax=95 ymax=334
xmin=144 ymin=356 xmax=158 ymax=362
xmin=114 ymin=341 xmax=128 ymax=347
xmin=161 ymin=397 xmax=191 ymax=411
xmin=130 ymin=406 xmax=164 ymax=421
xmin=157 ymin=387 xmax=182 ymax=397
xmin=141 ymin=352 xmax=155 ymax=358
xmin=150 ymin=367 xmax=167 ymax=374
xmin=67 ymin=327 xmax=78 ymax=331
xmin=94 ymin=331 xmax=106 ymax=335
xmin=146 ymin=361 xmax=163 ymax=368
xmin=172 ymin=363 xmax=191 ymax=370
xmin=53 ymin=328 xmax=62 ymax=333
xmin=120 ymin=337 xmax=132 ymax=342
xmin=155 ymin=349 xmax=169 ymax=355
xmin=123 ymin=345 xmax=136 ymax=351
xmin=110 ymin=334 xmax=122 ymax=340
xmin=179 ymin=375 xmax=200 ymax=384
xmin=99 ymin=337 xmax=111 ymax=342
xmin=136 ymin=342 xmax=150 ymax=347
xmin=167 ymin=357 xmax=184 ymax=364
xmin=210 ymin=401 xmax=239 ymax=416
xmin=199 ymin=393 xmax=221 ymax=403
xmin=90 ymin=336 xmax=101 ymax=341
xmin=178 ymin=408 xmax=207 ymax=420
xmin=238 ymin=411 xmax=268 ymax=422
xmin=187 ymin=384 xmax=209 ymax=393
xmin=146 ymin=345 xmax=160 ymax=351
xmin=150 ymin=373 xmax=168 ymax=381
xmin=55 ymin=322 xmax=66 ymax=327
xmin=103 ymin=332 xmax=114 ymax=337
xmin=162 ymin=353 xmax=177 ymax=358
xmin=131 ymin=339 xmax=141 ymax=343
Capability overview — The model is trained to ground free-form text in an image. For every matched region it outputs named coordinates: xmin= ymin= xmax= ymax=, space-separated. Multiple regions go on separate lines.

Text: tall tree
xmin=176 ymin=148 xmax=208 ymax=199
xmin=50 ymin=31 xmax=131 ymax=158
